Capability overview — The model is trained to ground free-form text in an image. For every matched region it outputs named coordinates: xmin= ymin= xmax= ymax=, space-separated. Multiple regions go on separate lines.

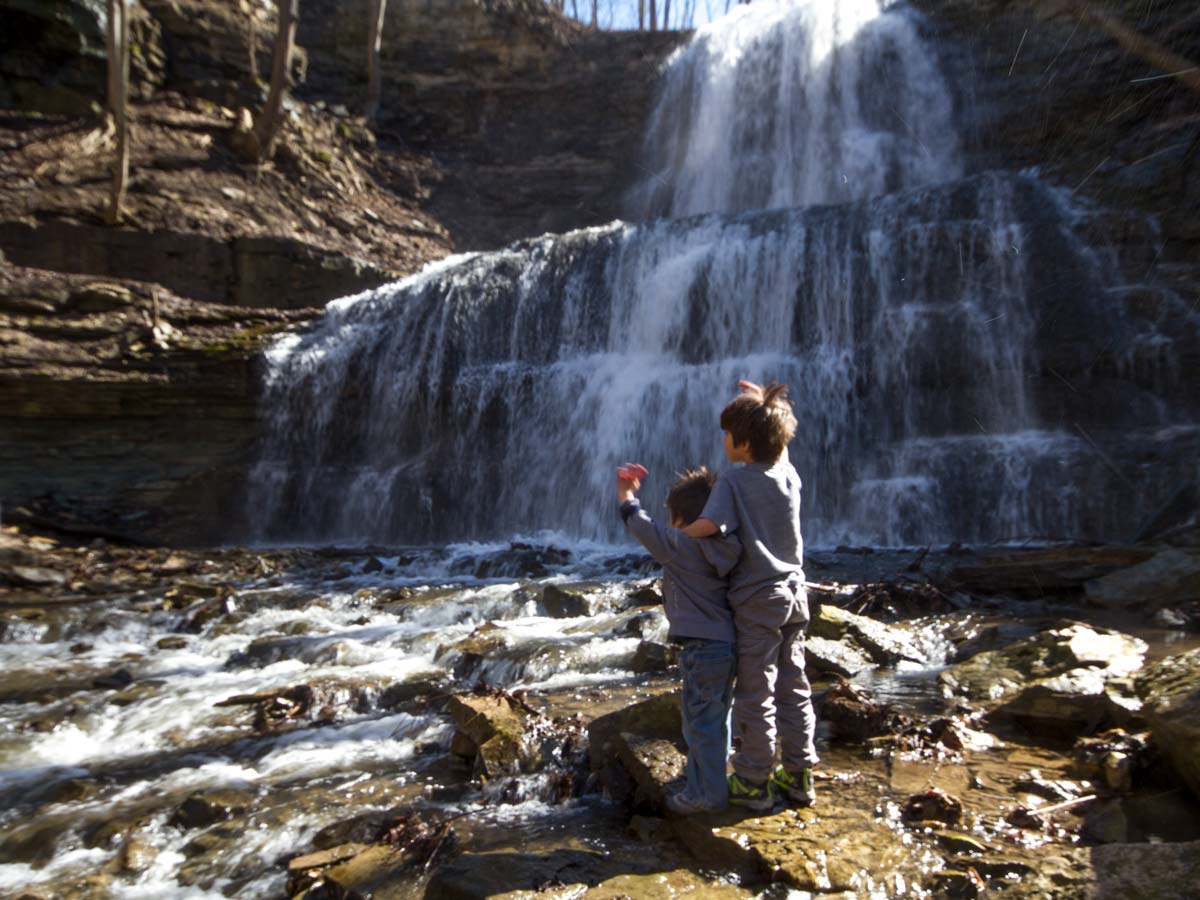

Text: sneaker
xmin=664 ymin=790 xmax=715 ymax=816
xmin=770 ymin=766 xmax=816 ymax=807
xmin=727 ymin=772 xmax=774 ymax=812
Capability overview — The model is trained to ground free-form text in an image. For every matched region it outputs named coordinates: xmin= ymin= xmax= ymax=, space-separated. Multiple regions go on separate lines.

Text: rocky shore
xmin=3 ymin=525 xmax=1199 ymax=898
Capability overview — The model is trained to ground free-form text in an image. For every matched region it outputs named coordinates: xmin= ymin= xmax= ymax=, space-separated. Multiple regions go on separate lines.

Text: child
xmin=616 ymin=462 xmax=741 ymax=815
xmin=681 ymin=381 xmax=817 ymax=810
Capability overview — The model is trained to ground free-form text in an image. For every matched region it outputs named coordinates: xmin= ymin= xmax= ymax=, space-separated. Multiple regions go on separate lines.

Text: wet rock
xmin=286 ymin=842 xmax=369 ymax=896
xmin=185 ymin=597 xmax=237 ymax=633
xmin=583 ymin=871 xmax=751 ymax=900
xmin=938 ymin=622 xmax=1147 ymax=737
xmin=92 ymin=668 xmax=134 ymax=690
xmin=1085 ymin=548 xmax=1200 ymax=610
xmin=171 ymin=788 xmax=255 ymax=830
xmin=446 ymin=690 xmax=542 ymax=777
xmin=931 ymin=869 xmax=986 ymax=899
xmin=621 ymin=607 xmax=668 ymax=639
xmin=626 ymin=579 xmax=663 ymax=607
xmin=1073 ymin=729 xmax=1152 ymax=793
xmin=805 ymin=635 xmax=875 ymax=678
xmin=362 ymin=556 xmax=385 ymax=574
xmin=541 ymin=582 xmax=612 ymax=618
xmin=587 ymin=692 xmax=682 ymax=771
xmin=1136 ymin=648 xmax=1200 ymax=801
xmin=631 ymin=640 xmax=677 ymax=673
xmin=6 ymin=565 xmax=69 ymax=588
xmin=808 ymin=605 xmax=928 ymax=665
xmin=821 ymin=680 xmax=898 ymax=741
xmin=156 ymin=636 xmax=189 ymax=650
xmin=425 ymin=849 xmax=614 ymax=900
xmin=435 ymin=624 xmax=509 ymax=680
xmin=611 ymin=733 xmax=686 ymax=812
xmin=117 ymin=836 xmax=159 ymax=874
xmin=215 ymin=682 xmax=369 ymax=730
xmin=901 ymin=789 xmax=964 ymax=826
xmin=227 ymin=633 xmax=351 ymax=668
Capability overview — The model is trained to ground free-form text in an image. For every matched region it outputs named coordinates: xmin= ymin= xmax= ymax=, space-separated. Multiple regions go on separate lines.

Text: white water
xmin=629 ymin=0 xmax=960 ymax=218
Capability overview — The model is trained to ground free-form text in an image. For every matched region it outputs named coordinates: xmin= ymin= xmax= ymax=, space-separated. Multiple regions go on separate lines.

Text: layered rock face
xmin=298 ymin=0 xmax=686 ymax=249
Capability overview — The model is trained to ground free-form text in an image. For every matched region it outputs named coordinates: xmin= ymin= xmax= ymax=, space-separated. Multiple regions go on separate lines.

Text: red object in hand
xmin=616 ymin=463 xmax=649 ymax=481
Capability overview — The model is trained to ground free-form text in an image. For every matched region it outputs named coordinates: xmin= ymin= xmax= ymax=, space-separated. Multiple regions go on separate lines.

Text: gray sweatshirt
xmin=699 ymin=460 xmax=806 ymax=608
xmin=620 ymin=499 xmax=741 ymax=644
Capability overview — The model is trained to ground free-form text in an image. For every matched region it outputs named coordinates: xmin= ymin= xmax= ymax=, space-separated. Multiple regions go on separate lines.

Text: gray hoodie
xmin=620 ymin=499 xmax=742 ymax=644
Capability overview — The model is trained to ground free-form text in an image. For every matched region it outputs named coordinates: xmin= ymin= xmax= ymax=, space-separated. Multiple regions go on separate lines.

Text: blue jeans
xmin=678 ymin=638 xmax=737 ymax=809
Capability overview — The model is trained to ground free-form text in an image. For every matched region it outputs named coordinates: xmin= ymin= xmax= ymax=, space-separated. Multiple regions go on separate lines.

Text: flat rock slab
xmin=948 ymin=546 xmax=1155 ymax=595
xmin=809 ymin=605 xmax=929 ymax=666
xmin=939 ymin=621 xmax=1146 ymax=737
xmin=672 ymin=804 xmax=925 ymax=895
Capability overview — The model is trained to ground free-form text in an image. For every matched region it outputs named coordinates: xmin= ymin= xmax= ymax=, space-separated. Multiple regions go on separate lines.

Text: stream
xmin=3 ymin=540 xmax=1197 ymax=898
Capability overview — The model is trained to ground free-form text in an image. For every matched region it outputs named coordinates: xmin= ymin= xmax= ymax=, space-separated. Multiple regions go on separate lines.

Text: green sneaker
xmin=770 ymin=766 xmax=815 ymax=807
xmin=728 ymin=772 xmax=775 ymax=812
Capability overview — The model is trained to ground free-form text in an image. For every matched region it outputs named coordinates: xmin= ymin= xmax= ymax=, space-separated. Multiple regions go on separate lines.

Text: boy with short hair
xmin=616 ymin=463 xmax=741 ymax=815
xmin=681 ymin=381 xmax=817 ymax=810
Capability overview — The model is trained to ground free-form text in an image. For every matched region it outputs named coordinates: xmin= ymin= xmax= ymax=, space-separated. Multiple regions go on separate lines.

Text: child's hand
xmin=616 ymin=462 xmax=648 ymax=503
xmin=738 ymin=380 xmax=762 ymax=396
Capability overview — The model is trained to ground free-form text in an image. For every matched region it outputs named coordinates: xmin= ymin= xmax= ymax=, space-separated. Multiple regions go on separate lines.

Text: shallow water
xmin=1 ymin=543 xmax=1195 ymax=898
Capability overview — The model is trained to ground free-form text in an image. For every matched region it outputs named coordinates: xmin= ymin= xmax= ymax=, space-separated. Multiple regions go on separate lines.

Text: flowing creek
xmin=3 ymin=540 xmax=1198 ymax=897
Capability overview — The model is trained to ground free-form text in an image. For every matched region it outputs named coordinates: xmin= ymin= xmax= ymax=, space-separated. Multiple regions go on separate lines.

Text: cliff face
xmin=298 ymin=0 xmax=686 ymax=249
xmin=1 ymin=0 xmax=1198 ymax=546
xmin=915 ymin=0 xmax=1200 ymax=258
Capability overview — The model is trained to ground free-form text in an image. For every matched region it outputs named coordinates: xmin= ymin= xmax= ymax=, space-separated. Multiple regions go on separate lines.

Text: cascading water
xmin=249 ymin=0 xmax=1197 ymax=548
xmin=627 ymin=0 xmax=961 ymax=217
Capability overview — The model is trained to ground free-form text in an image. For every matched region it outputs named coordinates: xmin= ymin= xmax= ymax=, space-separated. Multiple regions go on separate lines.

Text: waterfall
xmin=248 ymin=0 xmax=1197 ymax=547
xmin=628 ymin=0 xmax=960 ymax=218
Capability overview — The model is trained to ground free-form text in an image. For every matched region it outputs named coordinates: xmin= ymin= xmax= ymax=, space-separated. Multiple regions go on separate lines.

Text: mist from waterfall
xmin=628 ymin=0 xmax=961 ymax=218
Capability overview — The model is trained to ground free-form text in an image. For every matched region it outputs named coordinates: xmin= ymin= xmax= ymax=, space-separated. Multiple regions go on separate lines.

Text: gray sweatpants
xmin=730 ymin=581 xmax=819 ymax=783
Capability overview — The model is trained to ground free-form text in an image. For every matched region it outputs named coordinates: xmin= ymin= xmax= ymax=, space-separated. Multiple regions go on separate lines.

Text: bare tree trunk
xmin=365 ymin=0 xmax=387 ymax=124
xmin=638 ymin=0 xmax=644 ymax=30
xmin=253 ymin=0 xmax=299 ymax=162
xmin=590 ymin=0 xmax=597 ymax=28
xmin=650 ymin=0 xmax=657 ymax=31
xmin=664 ymin=0 xmax=671 ymax=30
xmin=105 ymin=0 xmax=130 ymax=225
xmin=1053 ymin=0 xmax=1200 ymax=97
xmin=571 ymin=0 xmax=580 ymax=21
xmin=247 ymin=3 xmax=259 ymax=83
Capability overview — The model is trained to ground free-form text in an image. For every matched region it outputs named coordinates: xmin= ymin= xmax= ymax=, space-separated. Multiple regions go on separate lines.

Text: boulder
xmin=630 ymin=641 xmax=677 ymax=673
xmin=587 ymin=692 xmax=682 ymax=771
xmin=939 ymin=622 xmax=1147 ymax=737
xmin=541 ymin=582 xmax=613 ymax=618
xmin=446 ymin=691 xmax=542 ymax=777
xmin=435 ymin=624 xmax=510 ymax=680
xmin=610 ymin=733 xmax=686 ymax=812
xmin=1084 ymin=548 xmax=1200 ymax=610
xmin=1136 ymin=648 xmax=1200 ymax=801
xmin=171 ymin=788 xmax=255 ymax=830
xmin=808 ymin=605 xmax=928 ymax=666
xmin=805 ymin=635 xmax=875 ymax=678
